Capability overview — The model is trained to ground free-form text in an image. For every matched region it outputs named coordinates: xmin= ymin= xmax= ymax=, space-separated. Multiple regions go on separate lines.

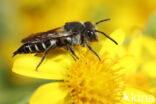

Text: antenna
xmin=96 ymin=19 xmax=111 ymax=25
xmin=95 ymin=30 xmax=118 ymax=45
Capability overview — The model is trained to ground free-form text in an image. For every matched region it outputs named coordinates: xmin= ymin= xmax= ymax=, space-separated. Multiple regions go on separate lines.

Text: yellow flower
xmin=12 ymin=29 xmax=139 ymax=103
xmin=29 ymin=53 xmax=125 ymax=104
xmin=16 ymin=0 xmax=89 ymax=37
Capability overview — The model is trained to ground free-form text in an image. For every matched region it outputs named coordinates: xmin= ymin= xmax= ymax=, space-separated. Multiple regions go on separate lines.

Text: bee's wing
xmin=21 ymin=27 xmax=71 ymax=43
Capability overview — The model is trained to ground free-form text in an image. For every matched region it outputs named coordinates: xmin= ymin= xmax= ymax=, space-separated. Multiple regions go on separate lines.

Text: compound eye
xmin=86 ymin=30 xmax=90 ymax=35
xmin=90 ymin=31 xmax=94 ymax=35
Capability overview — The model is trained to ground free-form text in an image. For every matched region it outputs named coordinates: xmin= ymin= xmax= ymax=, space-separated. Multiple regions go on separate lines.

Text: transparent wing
xmin=21 ymin=27 xmax=71 ymax=43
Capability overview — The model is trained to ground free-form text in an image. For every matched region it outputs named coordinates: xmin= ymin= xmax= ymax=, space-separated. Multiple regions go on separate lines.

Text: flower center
xmin=63 ymin=52 xmax=124 ymax=104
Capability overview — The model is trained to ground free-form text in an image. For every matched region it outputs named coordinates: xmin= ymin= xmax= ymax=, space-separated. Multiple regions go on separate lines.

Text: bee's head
xmin=84 ymin=22 xmax=98 ymax=42
xmin=84 ymin=19 xmax=118 ymax=45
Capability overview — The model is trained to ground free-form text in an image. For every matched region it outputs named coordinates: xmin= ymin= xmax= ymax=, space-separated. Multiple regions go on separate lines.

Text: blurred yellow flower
xmin=87 ymin=0 xmax=156 ymax=33
xmin=16 ymin=0 xmax=89 ymax=36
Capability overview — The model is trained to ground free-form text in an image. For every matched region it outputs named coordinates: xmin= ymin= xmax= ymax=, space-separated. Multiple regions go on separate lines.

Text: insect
xmin=13 ymin=19 xmax=118 ymax=71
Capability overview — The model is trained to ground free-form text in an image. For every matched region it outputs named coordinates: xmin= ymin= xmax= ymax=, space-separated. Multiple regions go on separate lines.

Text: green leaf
xmin=143 ymin=12 xmax=156 ymax=38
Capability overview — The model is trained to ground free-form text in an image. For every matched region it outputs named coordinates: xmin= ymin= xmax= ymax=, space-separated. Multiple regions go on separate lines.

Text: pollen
xmin=63 ymin=51 xmax=124 ymax=104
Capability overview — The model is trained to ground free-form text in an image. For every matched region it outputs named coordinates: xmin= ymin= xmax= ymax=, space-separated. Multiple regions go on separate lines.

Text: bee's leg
xmin=84 ymin=41 xmax=101 ymax=61
xmin=35 ymin=45 xmax=53 ymax=71
xmin=71 ymin=55 xmax=77 ymax=61
xmin=67 ymin=44 xmax=79 ymax=60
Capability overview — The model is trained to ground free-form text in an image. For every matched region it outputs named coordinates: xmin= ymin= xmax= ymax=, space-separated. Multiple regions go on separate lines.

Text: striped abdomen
xmin=13 ymin=40 xmax=56 ymax=57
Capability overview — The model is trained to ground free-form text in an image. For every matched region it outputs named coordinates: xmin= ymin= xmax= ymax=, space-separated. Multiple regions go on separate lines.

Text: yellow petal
xmin=125 ymin=70 xmax=152 ymax=89
xmin=127 ymin=30 xmax=142 ymax=61
xmin=99 ymin=29 xmax=125 ymax=57
xmin=142 ymin=36 xmax=156 ymax=58
xmin=123 ymin=86 xmax=155 ymax=104
xmin=12 ymin=52 xmax=72 ymax=80
xmin=29 ymin=83 xmax=67 ymax=104
xmin=113 ymin=56 xmax=138 ymax=75
xmin=142 ymin=60 xmax=156 ymax=78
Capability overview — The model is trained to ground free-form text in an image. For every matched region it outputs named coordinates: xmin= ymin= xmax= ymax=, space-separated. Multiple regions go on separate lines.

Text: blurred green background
xmin=0 ymin=0 xmax=156 ymax=104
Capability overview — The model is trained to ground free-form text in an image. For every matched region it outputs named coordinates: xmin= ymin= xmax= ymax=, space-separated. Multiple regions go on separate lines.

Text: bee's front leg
xmin=84 ymin=41 xmax=101 ymax=61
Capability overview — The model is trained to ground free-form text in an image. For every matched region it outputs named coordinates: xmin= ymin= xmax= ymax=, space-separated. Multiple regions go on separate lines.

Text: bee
xmin=13 ymin=19 xmax=118 ymax=71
